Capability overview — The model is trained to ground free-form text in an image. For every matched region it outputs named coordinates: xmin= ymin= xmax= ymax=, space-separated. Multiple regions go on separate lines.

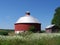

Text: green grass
xmin=0 ymin=29 xmax=14 ymax=32
xmin=0 ymin=29 xmax=14 ymax=35
xmin=0 ymin=33 xmax=60 ymax=45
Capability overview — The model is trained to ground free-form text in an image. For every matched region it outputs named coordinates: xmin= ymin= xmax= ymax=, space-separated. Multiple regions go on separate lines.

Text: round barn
xmin=14 ymin=11 xmax=41 ymax=34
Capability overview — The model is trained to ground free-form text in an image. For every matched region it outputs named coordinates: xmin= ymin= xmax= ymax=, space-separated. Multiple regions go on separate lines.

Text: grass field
xmin=0 ymin=33 xmax=60 ymax=45
xmin=0 ymin=29 xmax=14 ymax=35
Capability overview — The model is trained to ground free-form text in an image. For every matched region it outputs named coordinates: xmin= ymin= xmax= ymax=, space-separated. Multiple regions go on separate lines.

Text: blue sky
xmin=0 ymin=0 xmax=60 ymax=30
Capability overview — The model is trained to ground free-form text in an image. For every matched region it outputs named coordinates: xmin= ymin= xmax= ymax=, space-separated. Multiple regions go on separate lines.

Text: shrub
xmin=28 ymin=26 xmax=36 ymax=32
xmin=0 ymin=31 xmax=8 ymax=35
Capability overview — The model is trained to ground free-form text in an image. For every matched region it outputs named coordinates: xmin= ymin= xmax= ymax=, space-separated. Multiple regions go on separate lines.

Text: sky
xmin=0 ymin=0 xmax=60 ymax=30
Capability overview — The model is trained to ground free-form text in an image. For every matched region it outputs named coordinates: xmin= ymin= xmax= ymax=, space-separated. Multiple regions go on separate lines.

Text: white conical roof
xmin=16 ymin=15 xmax=40 ymax=23
xmin=16 ymin=11 xmax=40 ymax=23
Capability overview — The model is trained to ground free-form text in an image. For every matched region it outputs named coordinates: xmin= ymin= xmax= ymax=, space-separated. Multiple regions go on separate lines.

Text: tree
xmin=51 ymin=7 xmax=60 ymax=28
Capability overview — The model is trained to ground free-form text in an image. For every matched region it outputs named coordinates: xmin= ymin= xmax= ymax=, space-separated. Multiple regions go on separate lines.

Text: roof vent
xmin=25 ymin=11 xmax=30 ymax=16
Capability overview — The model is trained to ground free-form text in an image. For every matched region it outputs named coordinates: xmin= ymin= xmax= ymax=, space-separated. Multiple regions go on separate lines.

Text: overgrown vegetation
xmin=28 ymin=26 xmax=40 ymax=33
xmin=41 ymin=30 xmax=45 ymax=33
xmin=28 ymin=26 xmax=36 ymax=32
xmin=0 ymin=33 xmax=60 ymax=45
xmin=0 ymin=28 xmax=60 ymax=45
xmin=19 ymin=31 xmax=33 ymax=37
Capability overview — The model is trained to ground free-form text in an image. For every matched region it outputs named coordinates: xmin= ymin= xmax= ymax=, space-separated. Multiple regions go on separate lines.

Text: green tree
xmin=51 ymin=7 xmax=60 ymax=28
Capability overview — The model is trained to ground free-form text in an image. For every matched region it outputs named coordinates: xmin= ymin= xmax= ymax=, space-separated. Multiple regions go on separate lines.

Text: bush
xmin=0 ymin=31 xmax=8 ymax=35
xmin=28 ymin=26 xmax=36 ymax=32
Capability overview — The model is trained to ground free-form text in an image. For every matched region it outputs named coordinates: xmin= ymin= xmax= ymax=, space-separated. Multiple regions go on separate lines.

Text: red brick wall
xmin=15 ymin=23 xmax=41 ymax=32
